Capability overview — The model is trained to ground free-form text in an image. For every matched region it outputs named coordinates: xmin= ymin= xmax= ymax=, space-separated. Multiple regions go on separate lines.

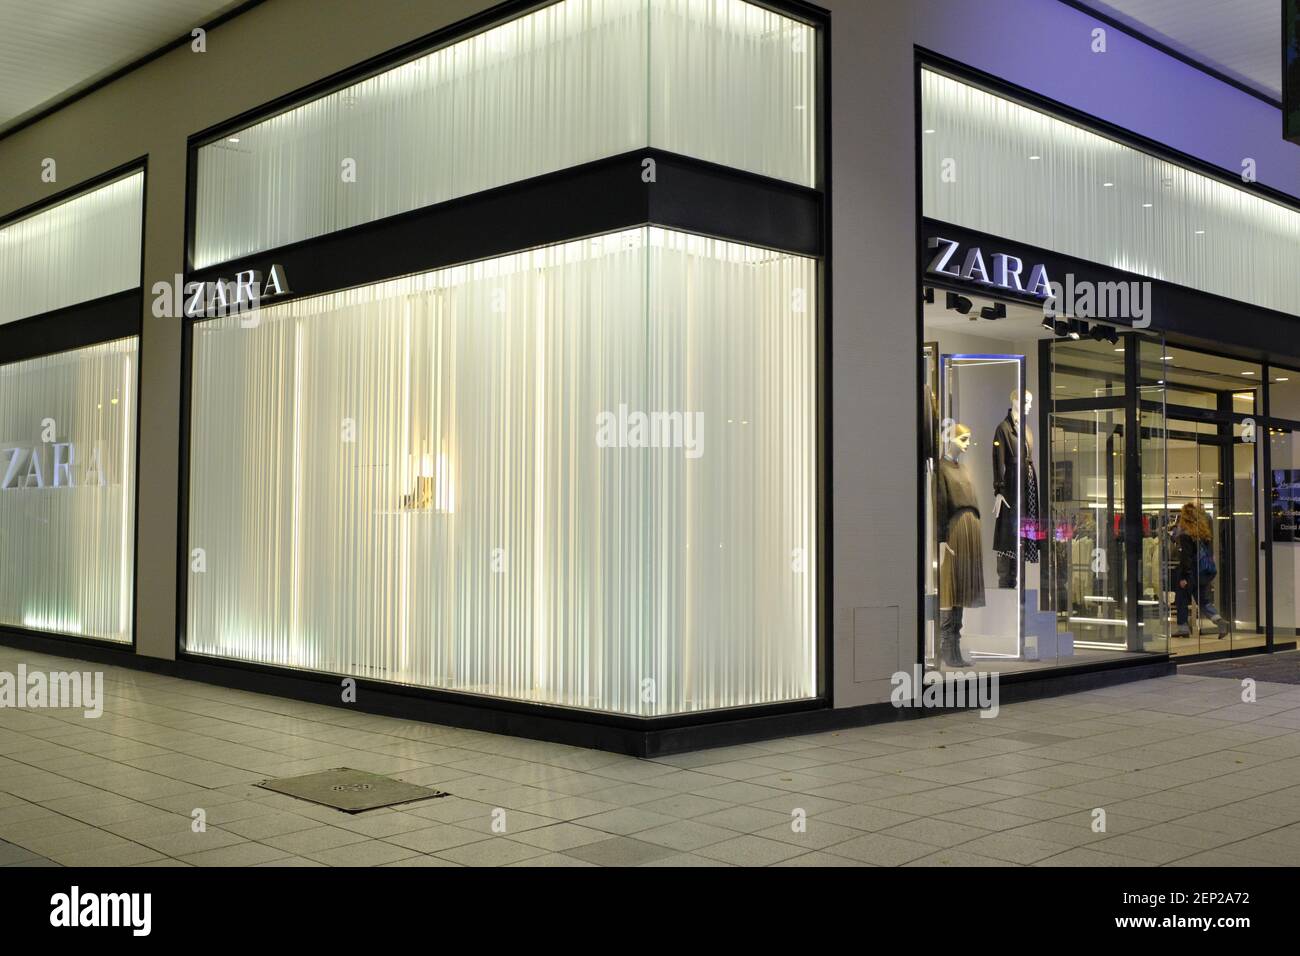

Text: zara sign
xmin=926 ymin=236 xmax=1053 ymax=299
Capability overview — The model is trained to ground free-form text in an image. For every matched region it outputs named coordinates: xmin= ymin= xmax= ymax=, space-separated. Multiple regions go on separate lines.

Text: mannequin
xmin=935 ymin=424 xmax=984 ymax=667
xmin=992 ymin=389 xmax=1040 ymax=589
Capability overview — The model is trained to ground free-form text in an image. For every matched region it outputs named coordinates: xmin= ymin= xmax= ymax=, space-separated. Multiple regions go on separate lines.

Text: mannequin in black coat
xmin=991 ymin=389 xmax=1039 ymax=588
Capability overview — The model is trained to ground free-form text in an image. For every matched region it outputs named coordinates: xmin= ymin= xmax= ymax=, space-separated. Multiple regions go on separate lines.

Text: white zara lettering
xmin=927 ymin=237 xmax=1051 ymax=299
xmin=176 ymin=264 xmax=289 ymax=318
xmin=0 ymin=442 xmax=105 ymax=491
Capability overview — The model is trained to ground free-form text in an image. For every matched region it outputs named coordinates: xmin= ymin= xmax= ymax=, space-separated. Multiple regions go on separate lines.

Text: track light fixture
xmin=923 ymin=287 xmax=935 ymax=304
xmin=946 ymin=291 xmax=973 ymax=315
xmin=1087 ymin=323 xmax=1120 ymax=345
xmin=980 ymin=303 xmax=1006 ymax=320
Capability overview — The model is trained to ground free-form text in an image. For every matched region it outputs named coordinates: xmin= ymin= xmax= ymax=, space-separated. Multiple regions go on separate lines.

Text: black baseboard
xmin=0 ymin=628 xmax=1180 ymax=758
xmin=643 ymin=657 xmax=1177 ymax=756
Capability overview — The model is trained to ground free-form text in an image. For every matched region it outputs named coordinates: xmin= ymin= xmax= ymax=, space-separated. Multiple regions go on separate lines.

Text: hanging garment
xmin=992 ymin=412 xmax=1041 ymax=564
xmin=936 ymin=457 xmax=986 ymax=609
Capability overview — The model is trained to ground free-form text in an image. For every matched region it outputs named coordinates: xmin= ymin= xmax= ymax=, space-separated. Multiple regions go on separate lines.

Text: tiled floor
xmin=3 ymin=645 xmax=1300 ymax=867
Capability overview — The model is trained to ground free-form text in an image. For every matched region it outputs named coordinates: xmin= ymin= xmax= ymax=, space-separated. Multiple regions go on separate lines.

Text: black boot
xmin=949 ymin=613 xmax=972 ymax=667
xmin=939 ymin=609 xmax=971 ymax=667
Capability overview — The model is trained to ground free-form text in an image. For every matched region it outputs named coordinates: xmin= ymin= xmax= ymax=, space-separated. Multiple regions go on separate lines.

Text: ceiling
xmin=0 ymin=0 xmax=250 ymax=135
xmin=1069 ymin=0 xmax=1281 ymax=101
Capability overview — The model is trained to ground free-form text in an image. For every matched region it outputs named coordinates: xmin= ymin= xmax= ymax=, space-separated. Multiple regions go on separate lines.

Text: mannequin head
xmin=946 ymin=423 xmax=972 ymax=458
xmin=1010 ymin=389 xmax=1033 ymax=424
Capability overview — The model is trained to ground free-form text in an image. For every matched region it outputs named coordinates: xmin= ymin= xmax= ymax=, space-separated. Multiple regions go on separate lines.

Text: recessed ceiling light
xmin=1103 ymin=181 xmax=1114 ymax=187
xmin=1029 ymin=155 xmax=1041 ymax=161
xmin=923 ymin=128 xmax=936 ymax=134
xmin=1162 ymin=355 xmax=1173 ymax=361
xmin=227 ymin=136 xmax=240 ymax=144
xmin=1142 ymin=202 xmax=1153 ymax=208
xmin=1194 ymin=229 xmax=1205 ymax=235
xmin=1242 ymin=371 xmax=1255 ymax=376
xmin=1114 ymin=347 xmax=1125 ymax=352
xmin=1277 ymin=377 xmax=1291 ymax=382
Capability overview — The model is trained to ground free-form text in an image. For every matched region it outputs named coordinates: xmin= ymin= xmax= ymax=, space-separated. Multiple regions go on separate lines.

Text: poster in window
xmin=1272 ymin=469 xmax=1300 ymax=541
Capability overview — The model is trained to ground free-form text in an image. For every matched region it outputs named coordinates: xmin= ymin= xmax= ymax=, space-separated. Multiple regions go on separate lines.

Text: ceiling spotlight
xmin=946 ymin=292 xmax=973 ymax=315
xmin=980 ymin=303 xmax=1007 ymax=320
xmin=1042 ymin=314 xmax=1055 ymax=332
xmin=923 ymin=287 xmax=935 ymax=304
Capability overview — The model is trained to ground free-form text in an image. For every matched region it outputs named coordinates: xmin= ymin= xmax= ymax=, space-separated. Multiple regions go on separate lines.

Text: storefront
xmin=4 ymin=0 xmax=1298 ymax=758
xmin=174 ymin=0 xmax=830 ymax=733
xmin=0 ymin=166 xmax=144 ymax=646
xmin=918 ymin=57 xmax=1300 ymax=677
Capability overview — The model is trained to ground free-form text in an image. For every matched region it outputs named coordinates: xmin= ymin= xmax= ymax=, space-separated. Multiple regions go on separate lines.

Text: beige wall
xmin=0 ymin=0 xmax=920 ymax=707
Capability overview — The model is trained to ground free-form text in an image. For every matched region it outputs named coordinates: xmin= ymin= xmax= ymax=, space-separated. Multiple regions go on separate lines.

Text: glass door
xmin=1147 ymin=344 xmax=1263 ymax=656
xmin=1046 ymin=332 xmax=1165 ymax=661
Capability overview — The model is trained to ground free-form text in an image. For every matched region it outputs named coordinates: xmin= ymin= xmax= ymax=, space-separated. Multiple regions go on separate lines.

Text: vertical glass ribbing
xmin=650 ymin=0 xmax=816 ymax=187
xmin=0 ymin=171 xmax=143 ymax=326
xmin=192 ymin=0 xmax=817 ymax=268
xmin=0 ymin=339 xmax=138 ymax=643
xmin=185 ymin=228 xmax=817 ymax=715
xmin=921 ymin=70 xmax=1300 ymax=317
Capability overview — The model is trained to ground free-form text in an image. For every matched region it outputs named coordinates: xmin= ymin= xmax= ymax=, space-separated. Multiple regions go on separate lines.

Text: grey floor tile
xmin=434 ymin=838 xmax=547 ymax=867
xmin=694 ymin=834 xmax=807 ymax=866
xmin=564 ymin=837 xmax=679 ymax=867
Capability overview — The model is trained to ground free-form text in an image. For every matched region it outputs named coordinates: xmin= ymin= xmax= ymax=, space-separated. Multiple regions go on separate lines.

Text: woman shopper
xmin=1171 ymin=502 xmax=1228 ymax=638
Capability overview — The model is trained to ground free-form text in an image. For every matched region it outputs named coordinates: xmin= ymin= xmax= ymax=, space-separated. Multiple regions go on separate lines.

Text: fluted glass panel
xmin=186 ymin=227 xmax=817 ymax=715
xmin=0 ymin=339 xmax=138 ymax=643
xmin=193 ymin=0 xmax=816 ymax=269
xmin=0 ymin=172 xmax=143 ymax=326
xmin=651 ymin=0 xmax=816 ymax=186
xmin=922 ymin=70 xmax=1300 ymax=317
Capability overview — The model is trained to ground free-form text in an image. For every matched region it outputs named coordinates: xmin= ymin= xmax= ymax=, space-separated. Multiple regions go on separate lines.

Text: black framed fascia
xmin=917 ymin=49 xmax=1300 ymax=214
xmin=0 ymin=291 xmax=141 ymax=366
xmin=184 ymin=149 xmax=823 ymax=311
xmin=921 ymin=218 xmax=1300 ymax=365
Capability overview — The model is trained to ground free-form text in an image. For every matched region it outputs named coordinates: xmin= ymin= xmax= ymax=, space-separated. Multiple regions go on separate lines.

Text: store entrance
xmin=923 ymin=287 xmax=1280 ymax=674
xmin=922 ymin=293 xmax=1166 ymax=674
xmin=1142 ymin=343 xmax=1264 ymax=657
xmin=1045 ymin=332 xmax=1168 ymax=660
xmin=1046 ymin=333 xmax=1267 ymax=660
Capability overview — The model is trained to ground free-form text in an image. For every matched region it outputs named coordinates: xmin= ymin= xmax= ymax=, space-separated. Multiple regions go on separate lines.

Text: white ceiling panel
xmin=0 ymin=0 xmax=250 ymax=134
xmin=1072 ymin=0 xmax=1281 ymax=100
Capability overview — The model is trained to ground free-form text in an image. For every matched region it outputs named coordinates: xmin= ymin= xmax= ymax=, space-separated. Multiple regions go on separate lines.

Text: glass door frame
xmin=1041 ymin=330 xmax=1155 ymax=653
xmin=1140 ymin=338 xmax=1292 ymax=656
